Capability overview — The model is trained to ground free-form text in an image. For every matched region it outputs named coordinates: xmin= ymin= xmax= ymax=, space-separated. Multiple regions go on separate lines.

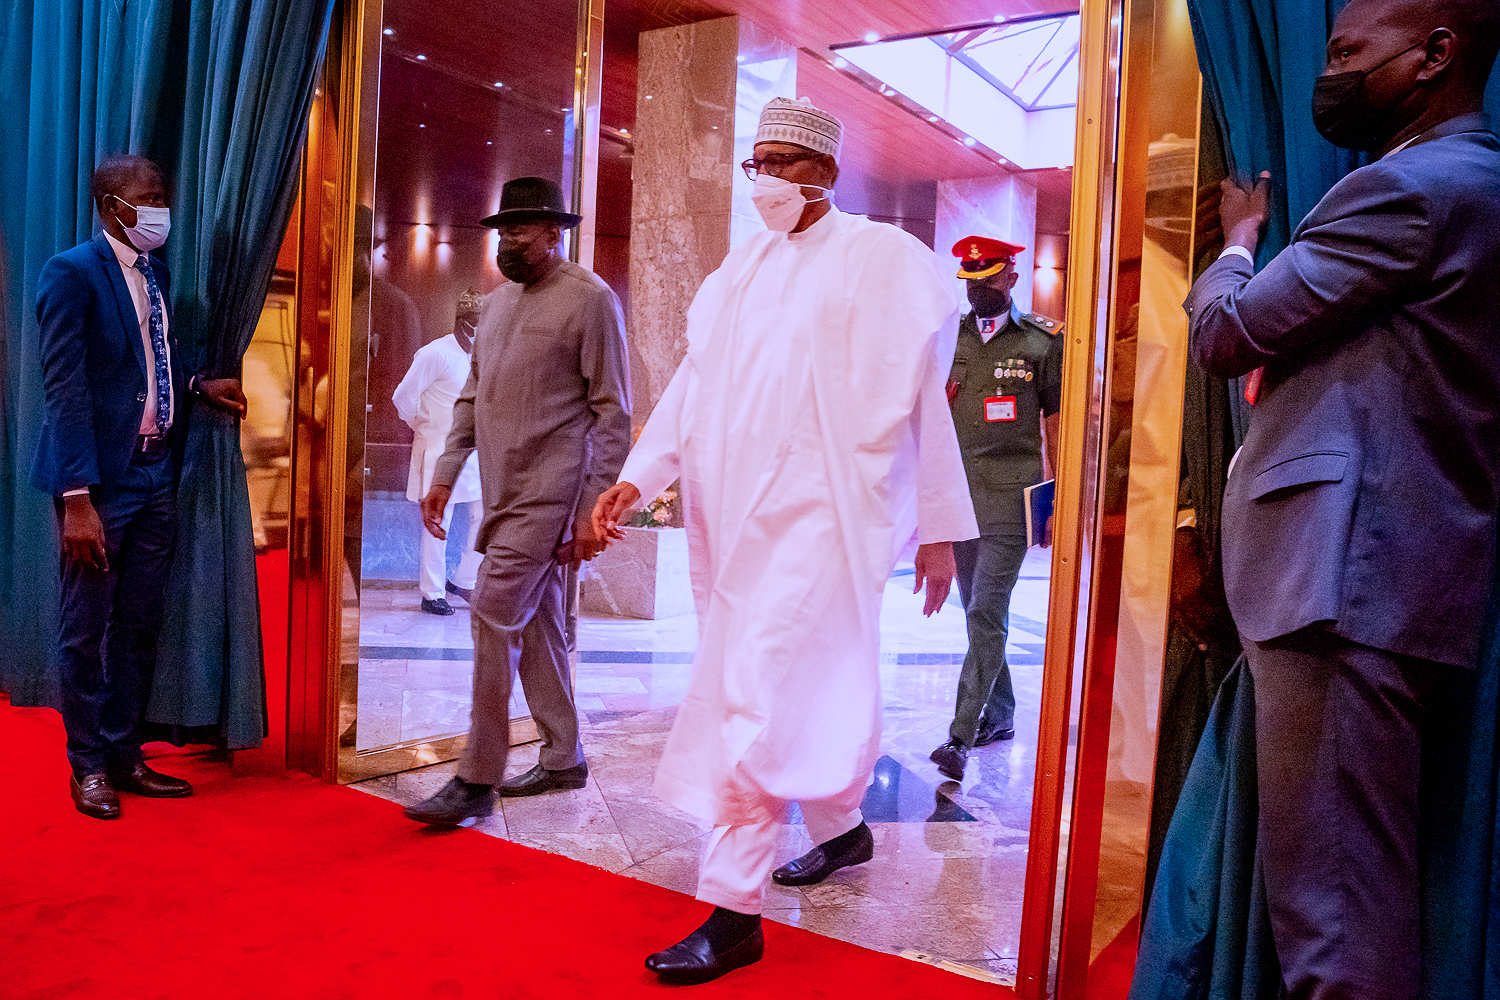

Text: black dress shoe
xmin=496 ymin=762 xmax=589 ymax=797
xmin=772 ymin=822 xmax=875 ymax=885
xmin=974 ymin=711 xmax=1016 ymax=747
xmin=445 ymin=580 xmax=473 ymax=603
xmin=420 ymin=597 xmax=456 ymax=616
xmin=107 ymin=762 xmax=193 ymax=798
xmin=71 ymin=773 xmax=121 ymax=819
xmin=404 ymin=777 xmax=495 ymax=825
xmin=646 ymin=925 xmax=764 ymax=985
xmin=930 ymin=739 xmax=969 ymax=781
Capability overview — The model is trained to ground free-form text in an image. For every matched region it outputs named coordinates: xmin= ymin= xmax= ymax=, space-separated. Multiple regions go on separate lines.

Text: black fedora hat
xmin=480 ymin=176 xmax=582 ymax=228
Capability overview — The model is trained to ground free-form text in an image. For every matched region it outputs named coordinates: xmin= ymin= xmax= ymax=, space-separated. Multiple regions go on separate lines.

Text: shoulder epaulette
xmin=1025 ymin=312 xmax=1064 ymax=335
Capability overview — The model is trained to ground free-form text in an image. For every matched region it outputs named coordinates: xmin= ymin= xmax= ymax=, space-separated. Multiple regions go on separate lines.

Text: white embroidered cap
xmin=755 ymin=97 xmax=843 ymax=160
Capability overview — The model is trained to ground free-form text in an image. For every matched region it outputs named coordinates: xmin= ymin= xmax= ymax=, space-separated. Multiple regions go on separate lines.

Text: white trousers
xmin=696 ymin=799 xmax=865 ymax=914
xmin=419 ymin=498 xmax=483 ymax=600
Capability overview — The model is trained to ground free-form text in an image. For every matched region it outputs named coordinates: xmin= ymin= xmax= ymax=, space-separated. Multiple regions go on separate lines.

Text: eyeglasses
xmin=740 ymin=151 xmax=819 ymax=180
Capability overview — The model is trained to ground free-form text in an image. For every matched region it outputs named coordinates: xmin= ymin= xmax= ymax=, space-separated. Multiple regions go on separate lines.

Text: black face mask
xmin=497 ymin=246 xmax=535 ymax=284
xmin=1312 ymin=41 xmax=1425 ymax=151
xmin=967 ymin=282 xmax=1010 ymax=318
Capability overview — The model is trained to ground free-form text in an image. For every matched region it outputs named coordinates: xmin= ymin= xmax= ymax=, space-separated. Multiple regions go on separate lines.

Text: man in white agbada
xmin=593 ymin=97 xmax=978 ymax=986
xmin=392 ymin=289 xmax=484 ymax=615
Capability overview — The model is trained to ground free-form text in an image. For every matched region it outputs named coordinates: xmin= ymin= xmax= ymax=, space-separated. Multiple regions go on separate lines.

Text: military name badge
xmin=984 ymin=395 xmax=1018 ymax=421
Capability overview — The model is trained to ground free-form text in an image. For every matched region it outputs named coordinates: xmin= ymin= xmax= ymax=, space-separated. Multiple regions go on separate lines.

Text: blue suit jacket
xmin=1187 ymin=114 xmax=1500 ymax=667
xmin=32 ymin=233 xmax=186 ymax=495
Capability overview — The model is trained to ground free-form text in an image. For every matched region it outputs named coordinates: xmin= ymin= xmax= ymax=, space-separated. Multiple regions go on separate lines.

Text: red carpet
xmin=0 ymin=699 xmax=1018 ymax=999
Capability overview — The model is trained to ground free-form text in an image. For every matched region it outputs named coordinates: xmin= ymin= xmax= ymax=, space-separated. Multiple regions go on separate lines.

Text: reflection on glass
xmin=242 ymin=268 xmax=296 ymax=552
xmin=349 ymin=0 xmax=577 ymax=753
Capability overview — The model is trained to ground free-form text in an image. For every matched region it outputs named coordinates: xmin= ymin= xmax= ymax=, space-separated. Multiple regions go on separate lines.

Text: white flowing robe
xmin=393 ymin=333 xmax=481 ymax=504
xmin=619 ymin=207 xmax=979 ymax=828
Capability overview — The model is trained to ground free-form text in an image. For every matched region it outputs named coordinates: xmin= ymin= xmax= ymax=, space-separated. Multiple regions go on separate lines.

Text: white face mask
xmin=751 ymin=173 xmax=827 ymax=232
xmin=112 ymin=198 xmax=171 ymax=252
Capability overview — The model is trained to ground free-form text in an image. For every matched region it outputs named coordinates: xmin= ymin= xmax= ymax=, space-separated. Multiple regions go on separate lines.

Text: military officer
xmin=930 ymin=235 xmax=1062 ymax=782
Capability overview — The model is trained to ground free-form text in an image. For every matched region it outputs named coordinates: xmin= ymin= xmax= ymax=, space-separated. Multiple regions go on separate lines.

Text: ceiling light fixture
xmin=833 ymin=56 xmax=848 ymax=69
xmin=927 ymin=115 xmax=940 ymax=122
xmin=415 ymin=53 xmax=426 ymax=60
xmin=963 ymin=137 xmax=976 ymax=146
xmin=383 ymin=27 xmax=393 ymax=35
xmin=493 ymin=81 xmax=503 ymax=88
xmin=863 ymin=30 xmax=879 ymax=43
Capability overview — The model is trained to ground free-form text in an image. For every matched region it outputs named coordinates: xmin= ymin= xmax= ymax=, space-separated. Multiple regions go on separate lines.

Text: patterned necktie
xmin=133 ymin=255 xmax=172 ymax=433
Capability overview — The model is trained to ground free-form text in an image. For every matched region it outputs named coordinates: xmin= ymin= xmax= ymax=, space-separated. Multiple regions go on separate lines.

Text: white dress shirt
xmin=102 ymin=230 xmax=173 ymax=435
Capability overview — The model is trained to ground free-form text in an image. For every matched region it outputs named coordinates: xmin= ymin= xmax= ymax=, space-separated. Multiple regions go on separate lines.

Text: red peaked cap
xmin=951 ymin=235 xmax=1026 ymax=279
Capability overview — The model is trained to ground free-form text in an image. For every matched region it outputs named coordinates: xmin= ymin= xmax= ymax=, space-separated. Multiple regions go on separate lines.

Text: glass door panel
xmin=342 ymin=0 xmax=582 ymax=768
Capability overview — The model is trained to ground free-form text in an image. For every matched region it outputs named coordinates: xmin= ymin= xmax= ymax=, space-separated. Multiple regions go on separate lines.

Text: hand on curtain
xmin=1220 ymin=172 xmax=1273 ymax=255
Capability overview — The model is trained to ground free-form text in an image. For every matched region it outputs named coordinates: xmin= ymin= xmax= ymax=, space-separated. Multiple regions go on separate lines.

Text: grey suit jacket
xmin=1187 ymin=114 xmax=1500 ymax=667
xmin=435 ymin=260 xmax=632 ymax=563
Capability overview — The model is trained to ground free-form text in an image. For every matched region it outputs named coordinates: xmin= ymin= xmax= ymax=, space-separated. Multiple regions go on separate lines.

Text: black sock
xmin=820 ymin=821 xmax=869 ymax=854
xmin=697 ymin=907 xmax=760 ymax=950
xmin=455 ymin=776 xmax=491 ymax=796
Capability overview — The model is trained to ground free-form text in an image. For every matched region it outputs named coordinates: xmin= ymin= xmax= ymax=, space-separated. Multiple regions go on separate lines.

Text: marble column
xmin=935 ymin=174 xmax=1040 ymax=315
xmin=628 ymin=16 xmax=795 ymax=423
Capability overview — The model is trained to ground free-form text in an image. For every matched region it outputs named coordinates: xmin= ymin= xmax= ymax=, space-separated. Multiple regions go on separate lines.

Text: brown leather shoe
xmin=71 ymin=773 xmax=121 ymax=819
xmin=107 ymin=762 xmax=193 ymax=798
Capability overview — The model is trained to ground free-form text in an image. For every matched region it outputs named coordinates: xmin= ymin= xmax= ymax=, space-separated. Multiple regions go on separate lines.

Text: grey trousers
xmin=1246 ymin=626 xmax=1442 ymax=1000
xmin=457 ymin=544 xmax=583 ymax=785
xmin=949 ymin=533 xmax=1027 ymax=746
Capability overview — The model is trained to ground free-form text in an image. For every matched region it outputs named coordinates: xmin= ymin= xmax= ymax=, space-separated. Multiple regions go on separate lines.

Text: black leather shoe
xmin=772 ymin=822 xmax=875 ymax=885
xmin=645 ymin=925 xmax=764 ymax=985
xmin=496 ymin=762 xmax=589 ymax=797
xmin=420 ymin=597 xmax=456 ymax=616
xmin=930 ymin=739 xmax=969 ymax=781
xmin=974 ymin=711 xmax=1016 ymax=747
xmin=445 ymin=580 xmax=473 ymax=603
xmin=404 ymin=777 xmax=495 ymax=825
xmin=107 ymin=762 xmax=193 ymax=798
xmin=71 ymin=773 xmax=121 ymax=819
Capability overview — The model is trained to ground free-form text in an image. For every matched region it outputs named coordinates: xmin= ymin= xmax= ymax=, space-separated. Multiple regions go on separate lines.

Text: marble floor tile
xmin=776 ymin=901 xmax=994 ymax=964
xmin=499 ymin=777 xmax=620 ymax=837
xmin=508 ymin=831 xmax=636 ymax=873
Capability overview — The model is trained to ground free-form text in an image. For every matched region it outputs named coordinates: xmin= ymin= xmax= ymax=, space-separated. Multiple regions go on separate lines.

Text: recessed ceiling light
xmin=833 ymin=56 xmax=848 ymax=69
xmin=486 ymin=141 xmax=492 ymax=145
xmin=644 ymin=94 xmax=653 ymax=100
xmin=493 ymin=81 xmax=503 ymax=88
xmin=963 ymin=137 xmax=976 ymax=146
xmin=383 ymin=27 xmax=394 ymax=36
xmin=736 ymin=54 xmax=746 ymax=63
xmin=993 ymin=14 xmax=1006 ymax=22
xmin=418 ymin=123 xmax=425 ymax=128
xmin=863 ymin=30 xmax=879 ymax=43
xmin=415 ymin=53 xmax=426 ymax=60
xmin=927 ymin=115 xmax=939 ymax=122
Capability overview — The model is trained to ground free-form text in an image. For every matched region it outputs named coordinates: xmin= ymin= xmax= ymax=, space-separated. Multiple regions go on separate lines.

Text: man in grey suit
xmin=405 ymin=177 xmax=631 ymax=825
xmin=1187 ymin=1 xmax=1500 ymax=996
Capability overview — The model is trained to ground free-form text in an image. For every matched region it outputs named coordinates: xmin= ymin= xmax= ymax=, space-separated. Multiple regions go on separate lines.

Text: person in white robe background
xmin=392 ymin=289 xmax=484 ymax=615
xmin=594 ymin=97 xmax=979 ymax=986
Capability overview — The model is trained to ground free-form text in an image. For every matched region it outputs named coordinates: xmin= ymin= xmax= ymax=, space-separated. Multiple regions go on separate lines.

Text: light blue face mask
xmin=112 ymin=197 xmax=172 ymax=251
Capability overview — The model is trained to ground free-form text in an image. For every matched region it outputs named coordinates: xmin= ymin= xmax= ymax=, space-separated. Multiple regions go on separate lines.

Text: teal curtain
xmin=0 ymin=2 xmax=173 ymax=707
xmin=1137 ymin=0 xmax=1500 ymax=996
xmin=0 ymin=1 xmax=333 ymax=750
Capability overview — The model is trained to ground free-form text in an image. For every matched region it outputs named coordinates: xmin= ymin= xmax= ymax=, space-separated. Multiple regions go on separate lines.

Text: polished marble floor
xmin=350 ymin=547 xmax=1055 ymax=984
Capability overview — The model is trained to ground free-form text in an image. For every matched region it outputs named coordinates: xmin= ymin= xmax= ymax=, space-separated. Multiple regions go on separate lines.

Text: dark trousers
xmin=457 ymin=544 xmax=582 ymax=785
xmin=56 ymin=452 xmax=177 ymax=776
xmin=1245 ymin=626 xmax=1442 ymax=1000
xmin=949 ymin=533 xmax=1027 ymax=746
